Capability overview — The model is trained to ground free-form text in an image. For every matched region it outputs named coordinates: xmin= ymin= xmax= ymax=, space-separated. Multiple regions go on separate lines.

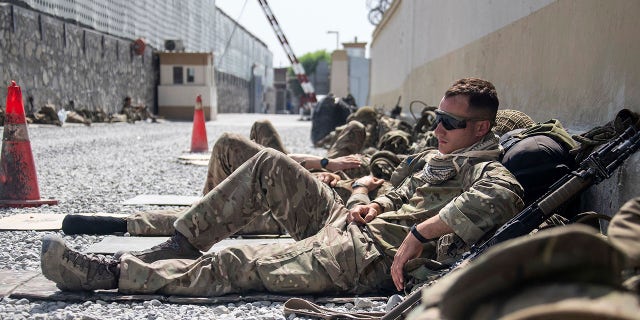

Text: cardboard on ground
xmin=0 ymin=213 xmax=128 ymax=231
xmin=121 ymin=194 xmax=200 ymax=206
xmin=85 ymin=236 xmax=294 ymax=254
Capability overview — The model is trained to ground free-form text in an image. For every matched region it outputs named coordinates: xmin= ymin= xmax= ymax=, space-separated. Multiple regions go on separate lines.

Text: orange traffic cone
xmin=0 ymin=81 xmax=58 ymax=207
xmin=190 ymin=94 xmax=209 ymax=153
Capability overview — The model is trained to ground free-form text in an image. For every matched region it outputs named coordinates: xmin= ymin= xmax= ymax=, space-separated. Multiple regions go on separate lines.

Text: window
xmin=173 ymin=66 xmax=183 ymax=84
xmin=186 ymin=67 xmax=195 ymax=83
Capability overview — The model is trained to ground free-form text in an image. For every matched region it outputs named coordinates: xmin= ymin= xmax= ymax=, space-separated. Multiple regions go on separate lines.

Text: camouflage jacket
xmin=349 ymin=149 xmax=524 ymax=264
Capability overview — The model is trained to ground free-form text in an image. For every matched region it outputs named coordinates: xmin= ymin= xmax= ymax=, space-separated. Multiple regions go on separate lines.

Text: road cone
xmin=0 ymin=81 xmax=58 ymax=208
xmin=190 ymin=94 xmax=209 ymax=153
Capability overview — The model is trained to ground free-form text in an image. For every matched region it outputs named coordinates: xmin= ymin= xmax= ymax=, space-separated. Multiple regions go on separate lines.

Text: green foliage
xmin=288 ymin=50 xmax=331 ymax=98
xmin=287 ymin=50 xmax=330 ymax=76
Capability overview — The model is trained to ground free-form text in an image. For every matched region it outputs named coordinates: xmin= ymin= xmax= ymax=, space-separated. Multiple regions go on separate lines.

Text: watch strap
xmin=410 ymin=224 xmax=430 ymax=243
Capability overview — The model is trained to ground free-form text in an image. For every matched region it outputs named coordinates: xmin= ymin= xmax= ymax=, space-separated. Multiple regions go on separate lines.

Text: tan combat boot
xmin=41 ymin=235 xmax=119 ymax=291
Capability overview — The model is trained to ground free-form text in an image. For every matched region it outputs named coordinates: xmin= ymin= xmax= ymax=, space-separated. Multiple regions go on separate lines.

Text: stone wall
xmin=0 ymin=4 xmax=157 ymax=115
xmin=215 ymin=71 xmax=250 ymax=113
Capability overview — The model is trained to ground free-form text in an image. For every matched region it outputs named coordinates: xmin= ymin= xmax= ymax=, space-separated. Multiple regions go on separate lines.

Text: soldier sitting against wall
xmin=63 ymin=100 xmax=92 ymax=126
xmin=114 ymin=96 xmax=157 ymax=123
xmin=42 ymin=77 xmax=525 ymax=299
xmin=27 ymin=103 xmax=62 ymax=126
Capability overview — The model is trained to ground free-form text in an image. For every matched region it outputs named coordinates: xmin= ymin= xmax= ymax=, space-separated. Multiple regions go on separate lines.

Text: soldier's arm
xmin=391 ymin=215 xmax=453 ymax=290
xmin=289 ymin=154 xmax=362 ymax=171
xmin=439 ymin=162 xmax=524 ymax=246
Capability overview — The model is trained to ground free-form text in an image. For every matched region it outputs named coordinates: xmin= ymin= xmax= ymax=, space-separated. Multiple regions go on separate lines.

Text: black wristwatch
xmin=320 ymin=158 xmax=329 ymax=169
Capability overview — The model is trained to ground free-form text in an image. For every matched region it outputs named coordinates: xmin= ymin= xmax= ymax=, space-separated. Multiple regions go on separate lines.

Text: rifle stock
xmin=383 ymin=125 xmax=640 ymax=320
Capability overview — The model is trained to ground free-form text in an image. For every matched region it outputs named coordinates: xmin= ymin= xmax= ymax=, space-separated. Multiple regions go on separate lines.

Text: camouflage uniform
xmin=30 ymin=104 xmax=62 ymax=126
xmin=408 ymin=224 xmax=639 ymax=320
xmin=129 ymin=121 xmax=289 ymax=237
xmin=608 ymin=196 xmax=640 ymax=268
xmin=128 ymin=120 xmax=370 ymax=236
xmin=118 ymin=136 xmax=523 ymax=297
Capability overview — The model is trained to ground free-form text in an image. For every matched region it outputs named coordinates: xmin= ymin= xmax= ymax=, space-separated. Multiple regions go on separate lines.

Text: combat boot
xmin=41 ymin=235 xmax=119 ymax=291
xmin=116 ymin=231 xmax=202 ymax=263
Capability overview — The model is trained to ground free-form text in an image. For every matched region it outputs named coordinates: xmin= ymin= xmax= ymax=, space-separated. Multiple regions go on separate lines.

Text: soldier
xmin=61 ymin=119 xmax=367 ymax=236
xmin=118 ymin=96 xmax=156 ymax=123
xmin=407 ymin=197 xmax=640 ymax=320
xmin=29 ymin=103 xmax=63 ymax=126
xmin=40 ymin=78 xmax=524 ymax=298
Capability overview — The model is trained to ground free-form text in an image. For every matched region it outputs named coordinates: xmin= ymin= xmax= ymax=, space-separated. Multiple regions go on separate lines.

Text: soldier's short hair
xmin=445 ymin=78 xmax=499 ymax=122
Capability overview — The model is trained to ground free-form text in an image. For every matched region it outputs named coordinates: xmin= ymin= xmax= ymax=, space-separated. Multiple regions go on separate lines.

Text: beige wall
xmin=370 ymin=0 xmax=640 ymax=215
xmin=157 ymin=52 xmax=217 ymax=120
xmin=330 ymin=50 xmax=349 ymax=97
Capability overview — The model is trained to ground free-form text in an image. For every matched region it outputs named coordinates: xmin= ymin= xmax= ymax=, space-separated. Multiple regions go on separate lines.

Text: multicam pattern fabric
xmin=361 ymin=135 xmax=523 ymax=263
xmin=326 ymin=121 xmax=367 ymax=158
xmin=409 ymin=225 xmax=639 ymax=320
xmin=249 ymin=119 xmax=289 ymax=154
xmin=129 ymin=132 xmax=285 ymax=237
xmin=119 ymin=134 xmax=523 ymax=296
xmin=608 ymin=196 xmax=640 ymax=268
xmin=130 ymin=121 xmax=372 ymax=237
xmin=119 ymin=149 xmax=392 ymax=296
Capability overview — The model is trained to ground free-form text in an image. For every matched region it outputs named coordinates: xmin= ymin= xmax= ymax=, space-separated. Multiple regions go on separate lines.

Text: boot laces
xmin=62 ymin=249 xmax=117 ymax=278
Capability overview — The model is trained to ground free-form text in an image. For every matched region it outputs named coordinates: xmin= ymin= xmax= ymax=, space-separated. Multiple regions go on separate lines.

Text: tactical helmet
xmin=493 ymin=109 xmax=535 ymax=136
xmin=348 ymin=106 xmax=378 ymax=126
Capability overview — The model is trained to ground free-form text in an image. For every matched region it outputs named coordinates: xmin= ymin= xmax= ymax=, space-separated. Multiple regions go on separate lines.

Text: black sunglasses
xmin=433 ymin=109 xmax=486 ymax=130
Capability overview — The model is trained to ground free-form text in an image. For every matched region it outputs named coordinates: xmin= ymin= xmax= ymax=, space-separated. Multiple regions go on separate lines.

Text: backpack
xmin=500 ymin=119 xmax=577 ymax=206
xmin=310 ymin=95 xmax=352 ymax=144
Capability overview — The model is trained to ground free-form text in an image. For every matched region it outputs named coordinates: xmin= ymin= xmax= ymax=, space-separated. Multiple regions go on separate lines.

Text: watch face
xmin=321 ymin=158 xmax=329 ymax=168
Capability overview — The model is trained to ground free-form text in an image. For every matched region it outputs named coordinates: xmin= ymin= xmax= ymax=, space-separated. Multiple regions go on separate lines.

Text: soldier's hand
xmin=354 ymin=175 xmax=385 ymax=192
xmin=391 ymin=233 xmax=424 ymax=291
xmin=315 ymin=172 xmax=341 ymax=187
xmin=326 ymin=155 xmax=362 ymax=171
xmin=347 ymin=203 xmax=380 ymax=225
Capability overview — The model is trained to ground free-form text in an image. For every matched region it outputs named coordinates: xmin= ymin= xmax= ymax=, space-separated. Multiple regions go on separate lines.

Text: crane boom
xmin=257 ymin=0 xmax=317 ymax=103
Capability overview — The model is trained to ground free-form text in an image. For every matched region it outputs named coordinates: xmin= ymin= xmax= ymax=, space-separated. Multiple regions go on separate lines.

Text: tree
xmin=288 ymin=50 xmax=331 ymax=99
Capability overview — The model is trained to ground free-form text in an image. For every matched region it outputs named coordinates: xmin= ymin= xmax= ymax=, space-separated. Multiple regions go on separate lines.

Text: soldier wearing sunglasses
xmin=41 ymin=78 xmax=523 ymax=300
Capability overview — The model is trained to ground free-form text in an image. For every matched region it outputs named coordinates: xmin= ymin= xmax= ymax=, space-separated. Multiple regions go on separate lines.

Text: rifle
xmin=383 ymin=123 xmax=640 ymax=320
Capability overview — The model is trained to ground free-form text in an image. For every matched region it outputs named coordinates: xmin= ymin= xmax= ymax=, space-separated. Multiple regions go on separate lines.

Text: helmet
xmin=494 ymin=109 xmax=535 ymax=136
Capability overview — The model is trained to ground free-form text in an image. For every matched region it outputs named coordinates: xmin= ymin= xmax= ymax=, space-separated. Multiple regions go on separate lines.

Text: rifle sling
xmin=283 ymin=298 xmax=385 ymax=320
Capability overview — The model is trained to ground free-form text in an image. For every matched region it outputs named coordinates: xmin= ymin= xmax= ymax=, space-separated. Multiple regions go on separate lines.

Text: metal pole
xmin=327 ymin=30 xmax=339 ymax=50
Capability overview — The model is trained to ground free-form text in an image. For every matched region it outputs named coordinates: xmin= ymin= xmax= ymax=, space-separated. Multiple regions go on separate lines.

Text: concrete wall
xmin=349 ymin=56 xmax=370 ymax=107
xmin=0 ymin=4 xmax=156 ymax=114
xmin=330 ymin=50 xmax=349 ymax=98
xmin=369 ymin=0 xmax=640 ymax=215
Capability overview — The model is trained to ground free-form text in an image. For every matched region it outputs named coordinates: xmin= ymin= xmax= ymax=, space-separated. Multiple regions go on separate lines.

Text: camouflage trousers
xmin=128 ymin=120 xmax=373 ymax=236
xmin=119 ymin=149 xmax=394 ymax=296
xmin=127 ymin=120 xmax=290 ymax=236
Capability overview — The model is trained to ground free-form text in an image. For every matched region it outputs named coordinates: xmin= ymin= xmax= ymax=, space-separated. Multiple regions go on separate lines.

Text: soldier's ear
xmin=474 ymin=120 xmax=492 ymax=137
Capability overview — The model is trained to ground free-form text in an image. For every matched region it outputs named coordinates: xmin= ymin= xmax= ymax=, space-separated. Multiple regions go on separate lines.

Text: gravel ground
xmin=0 ymin=114 xmax=390 ymax=319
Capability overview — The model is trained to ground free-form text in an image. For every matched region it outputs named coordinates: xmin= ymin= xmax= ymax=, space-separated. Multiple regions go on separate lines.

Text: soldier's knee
xmin=214 ymin=132 xmax=246 ymax=150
